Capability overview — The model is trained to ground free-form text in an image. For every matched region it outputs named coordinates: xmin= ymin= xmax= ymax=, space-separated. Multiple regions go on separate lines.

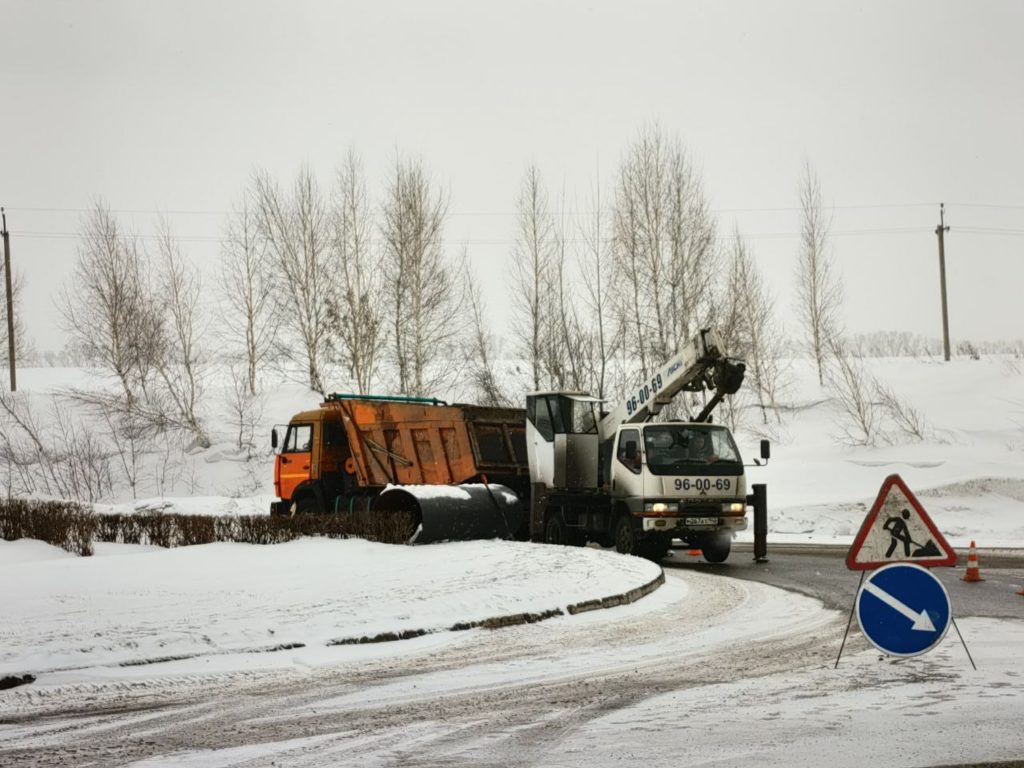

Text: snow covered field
xmin=1 ymin=356 xmax=1023 ymax=766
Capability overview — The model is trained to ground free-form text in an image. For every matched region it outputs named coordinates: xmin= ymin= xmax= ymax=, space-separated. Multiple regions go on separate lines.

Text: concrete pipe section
xmin=375 ymin=483 xmax=523 ymax=544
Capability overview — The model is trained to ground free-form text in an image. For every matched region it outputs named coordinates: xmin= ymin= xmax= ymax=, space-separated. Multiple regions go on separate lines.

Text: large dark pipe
xmin=375 ymin=484 xmax=522 ymax=544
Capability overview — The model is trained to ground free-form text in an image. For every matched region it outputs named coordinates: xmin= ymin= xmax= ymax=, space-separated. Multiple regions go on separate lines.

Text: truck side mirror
xmin=760 ymin=439 xmax=770 ymax=462
xmin=271 ymin=428 xmax=279 ymax=450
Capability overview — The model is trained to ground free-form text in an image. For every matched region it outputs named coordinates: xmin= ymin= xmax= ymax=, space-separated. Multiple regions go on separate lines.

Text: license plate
xmin=684 ymin=517 xmax=718 ymax=526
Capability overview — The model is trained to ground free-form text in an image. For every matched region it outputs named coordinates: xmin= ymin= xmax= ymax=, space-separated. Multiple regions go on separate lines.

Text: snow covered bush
xmin=0 ymin=389 xmax=113 ymax=502
xmin=874 ymin=380 xmax=929 ymax=443
xmin=825 ymin=339 xmax=880 ymax=446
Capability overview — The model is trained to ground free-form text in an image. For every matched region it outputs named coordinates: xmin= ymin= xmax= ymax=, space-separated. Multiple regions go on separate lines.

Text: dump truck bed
xmin=326 ymin=397 xmax=529 ymax=491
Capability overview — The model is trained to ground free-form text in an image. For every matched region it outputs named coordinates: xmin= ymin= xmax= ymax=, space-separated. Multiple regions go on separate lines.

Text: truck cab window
xmin=284 ymin=424 xmax=313 ymax=453
xmin=617 ymin=428 xmax=642 ymax=474
xmin=568 ymin=398 xmax=599 ymax=434
xmin=528 ymin=397 xmax=555 ymax=442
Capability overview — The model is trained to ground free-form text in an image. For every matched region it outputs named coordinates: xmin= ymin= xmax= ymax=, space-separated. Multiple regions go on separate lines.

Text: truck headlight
xmin=645 ymin=502 xmax=679 ymax=513
xmin=722 ymin=502 xmax=746 ymax=513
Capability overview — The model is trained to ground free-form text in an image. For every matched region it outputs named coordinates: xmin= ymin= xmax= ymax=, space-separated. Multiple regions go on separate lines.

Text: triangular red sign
xmin=846 ymin=474 xmax=957 ymax=570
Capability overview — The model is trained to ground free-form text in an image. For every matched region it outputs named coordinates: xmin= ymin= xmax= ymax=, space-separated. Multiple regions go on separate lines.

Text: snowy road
xmin=4 ymin=564 xmax=1021 ymax=767
xmin=1 ymin=568 xmax=839 ymax=766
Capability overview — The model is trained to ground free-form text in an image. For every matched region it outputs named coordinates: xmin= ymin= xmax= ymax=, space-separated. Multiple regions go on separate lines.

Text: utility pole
xmin=1 ymin=208 xmax=15 ymax=391
xmin=935 ymin=203 xmax=951 ymax=362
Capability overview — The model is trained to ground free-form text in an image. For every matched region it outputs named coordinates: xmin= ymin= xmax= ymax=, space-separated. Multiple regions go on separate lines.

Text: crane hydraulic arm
xmin=597 ymin=329 xmax=746 ymax=439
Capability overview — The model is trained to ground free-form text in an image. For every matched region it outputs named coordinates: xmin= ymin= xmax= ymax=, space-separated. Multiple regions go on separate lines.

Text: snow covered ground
xmin=2 ymin=535 xmax=1020 ymax=766
xmin=1 ymin=356 xmax=1023 ymax=766
xmin=0 ymin=538 xmax=660 ymax=683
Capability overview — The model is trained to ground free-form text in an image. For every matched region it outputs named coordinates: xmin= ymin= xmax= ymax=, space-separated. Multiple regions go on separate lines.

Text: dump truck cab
xmin=272 ymin=406 xmax=350 ymax=515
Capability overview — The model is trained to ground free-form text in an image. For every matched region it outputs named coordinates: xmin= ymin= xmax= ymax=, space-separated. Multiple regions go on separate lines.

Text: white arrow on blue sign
xmin=856 ymin=562 xmax=952 ymax=657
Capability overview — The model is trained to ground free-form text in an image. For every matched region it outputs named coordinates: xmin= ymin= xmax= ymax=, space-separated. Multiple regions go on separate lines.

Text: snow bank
xmin=0 ymin=538 xmax=660 ymax=681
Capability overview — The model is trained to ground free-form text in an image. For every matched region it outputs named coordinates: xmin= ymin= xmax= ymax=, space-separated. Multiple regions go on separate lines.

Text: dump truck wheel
xmin=544 ymin=511 xmax=569 ymax=546
xmin=545 ymin=507 xmax=585 ymax=547
xmin=294 ymin=496 xmax=319 ymax=515
xmin=614 ymin=515 xmax=637 ymax=556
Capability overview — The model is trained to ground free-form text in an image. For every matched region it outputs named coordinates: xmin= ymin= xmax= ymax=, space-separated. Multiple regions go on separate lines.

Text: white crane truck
xmin=526 ymin=328 xmax=768 ymax=562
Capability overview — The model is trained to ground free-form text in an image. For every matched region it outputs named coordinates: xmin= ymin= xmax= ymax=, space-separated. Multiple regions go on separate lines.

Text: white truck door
xmin=611 ymin=427 xmax=645 ymax=501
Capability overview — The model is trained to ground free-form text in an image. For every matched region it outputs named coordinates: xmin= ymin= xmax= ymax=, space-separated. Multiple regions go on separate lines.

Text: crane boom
xmin=597 ymin=329 xmax=745 ymax=440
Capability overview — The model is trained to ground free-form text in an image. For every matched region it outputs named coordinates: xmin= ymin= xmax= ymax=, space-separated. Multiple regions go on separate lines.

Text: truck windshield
xmin=642 ymin=425 xmax=740 ymax=475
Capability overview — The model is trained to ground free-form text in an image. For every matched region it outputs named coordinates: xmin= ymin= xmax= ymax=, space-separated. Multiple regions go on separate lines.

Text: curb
xmin=327 ymin=568 xmax=666 ymax=646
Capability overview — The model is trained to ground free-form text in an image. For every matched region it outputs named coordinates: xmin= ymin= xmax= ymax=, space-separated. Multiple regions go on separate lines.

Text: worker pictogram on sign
xmin=846 ymin=474 xmax=957 ymax=570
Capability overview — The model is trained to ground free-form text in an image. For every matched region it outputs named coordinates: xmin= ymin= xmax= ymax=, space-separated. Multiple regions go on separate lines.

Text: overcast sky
xmin=2 ymin=0 xmax=1023 ymax=354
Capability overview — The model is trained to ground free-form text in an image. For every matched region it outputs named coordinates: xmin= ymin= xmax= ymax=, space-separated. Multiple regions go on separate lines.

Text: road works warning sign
xmin=846 ymin=474 xmax=957 ymax=570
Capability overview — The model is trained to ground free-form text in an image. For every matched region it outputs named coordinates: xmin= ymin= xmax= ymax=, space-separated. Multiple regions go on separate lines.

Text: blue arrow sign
xmin=856 ymin=563 xmax=952 ymax=657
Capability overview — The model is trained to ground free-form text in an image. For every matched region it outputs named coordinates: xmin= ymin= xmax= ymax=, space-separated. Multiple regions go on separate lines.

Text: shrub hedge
xmin=0 ymin=498 xmax=417 ymax=556
xmin=0 ymin=499 xmax=96 ymax=556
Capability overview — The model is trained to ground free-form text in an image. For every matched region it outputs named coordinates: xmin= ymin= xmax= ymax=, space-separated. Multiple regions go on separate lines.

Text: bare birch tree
xmin=219 ymin=193 xmax=278 ymax=395
xmin=380 ymin=156 xmax=459 ymax=396
xmin=539 ymin=193 xmax=591 ymax=391
xmin=666 ymin=148 xmax=718 ymax=350
xmin=154 ymin=220 xmax=209 ymax=447
xmin=60 ymin=203 xmax=151 ymax=405
xmin=510 ymin=165 xmax=557 ymax=391
xmin=576 ymin=181 xmax=619 ymax=399
xmin=612 ymin=125 xmax=719 ymax=380
xmin=226 ymin=364 xmax=265 ymax=457
xmin=253 ymin=167 xmax=331 ymax=395
xmin=795 ymin=161 xmax=843 ymax=385
xmin=330 ymin=151 xmax=384 ymax=394
xmin=0 ymin=270 xmax=35 ymax=367
xmin=463 ymin=252 xmax=511 ymax=407
xmin=724 ymin=230 xmax=784 ymax=426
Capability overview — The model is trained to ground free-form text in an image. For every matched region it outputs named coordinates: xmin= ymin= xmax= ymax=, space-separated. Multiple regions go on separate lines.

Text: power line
xmin=4 ymin=206 xmax=228 ymax=216
xmin=955 ymin=226 xmax=1024 ymax=236
xmin=0 ymin=201 xmax=955 ymax=218
xmin=7 ymin=225 xmax=935 ymax=245
xmin=946 ymin=203 xmax=1024 ymax=211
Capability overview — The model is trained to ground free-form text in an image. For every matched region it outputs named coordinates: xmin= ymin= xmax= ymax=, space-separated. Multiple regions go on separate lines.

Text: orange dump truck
xmin=271 ymin=394 xmax=529 ymax=542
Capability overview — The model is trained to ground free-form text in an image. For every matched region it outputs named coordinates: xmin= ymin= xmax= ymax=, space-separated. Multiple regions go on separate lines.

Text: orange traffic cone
xmin=688 ymin=547 xmax=702 ymax=557
xmin=1017 ymin=586 xmax=1024 ymax=597
xmin=962 ymin=540 xmax=984 ymax=582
